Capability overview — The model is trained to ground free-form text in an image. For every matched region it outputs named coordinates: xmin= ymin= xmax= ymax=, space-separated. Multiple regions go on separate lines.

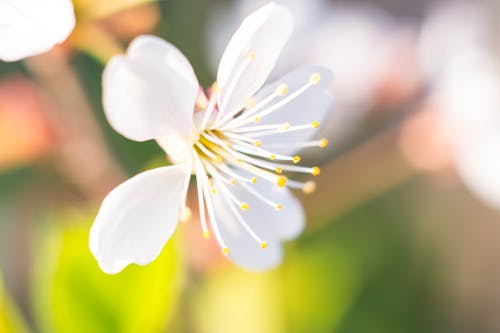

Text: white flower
xmin=89 ymin=2 xmax=333 ymax=274
xmin=417 ymin=2 xmax=500 ymax=210
xmin=0 ymin=0 xmax=75 ymax=62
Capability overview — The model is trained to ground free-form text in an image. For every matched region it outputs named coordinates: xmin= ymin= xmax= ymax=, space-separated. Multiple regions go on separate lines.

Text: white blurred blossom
xmin=418 ymin=1 xmax=500 ymax=210
xmin=0 ymin=0 xmax=75 ymax=62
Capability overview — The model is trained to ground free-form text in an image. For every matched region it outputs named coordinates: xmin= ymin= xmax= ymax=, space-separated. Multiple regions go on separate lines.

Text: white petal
xmin=212 ymin=190 xmax=284 ymax=271
xmin=216 ymin=2 xmax=293 ymax=117
xmin=0 ymin=0 xmax=75 ymax=62
xmin=253 ymin=65 xmax=333 ymax=155
xmin=89 ymin=165 xmax=187 ymax=274
xmin=102 ymin=35 xmax=199 ymax=142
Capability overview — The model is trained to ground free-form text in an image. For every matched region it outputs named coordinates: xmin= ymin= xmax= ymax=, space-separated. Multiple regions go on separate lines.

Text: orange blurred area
xmin=0 ymin=76 xmax=54 ymax=171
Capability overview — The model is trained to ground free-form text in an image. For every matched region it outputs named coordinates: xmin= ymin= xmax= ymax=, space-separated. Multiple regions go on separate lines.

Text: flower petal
xmin=212 ymin=190 xmax=284 ymax=271
xmin=216 ymin=2 xmax=293 ymax=118
xmin=102 ymin=35 xmax=198 ymax=142
xmin=254 ymin=65 xmax=333 ymax=155
xmin=0 ymin=0 xmax=75 ymax=62
xmin=89 ymin=165 xmax=187 ymax=274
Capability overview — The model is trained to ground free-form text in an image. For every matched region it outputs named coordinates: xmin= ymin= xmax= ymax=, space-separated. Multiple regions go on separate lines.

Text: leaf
xmin=33 ymin=210 xmax=185 ymax=333
xmin=0 ymin=272 xmax=31 ymax=333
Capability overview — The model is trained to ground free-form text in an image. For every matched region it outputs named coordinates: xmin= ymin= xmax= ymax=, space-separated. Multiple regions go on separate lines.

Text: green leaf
xmin=282 ymin=241 xmax=360 ymax=333
xmin=33 ymin=210 xmax=185 ymax=333
xmin=0 ymin=272 xmax=31 ymax=333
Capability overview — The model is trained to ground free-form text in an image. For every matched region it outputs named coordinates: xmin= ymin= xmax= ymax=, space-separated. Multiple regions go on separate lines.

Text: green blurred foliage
xmin=32 ymin=211 xmax=186 ymax=333
xmin=191 ymin=238 xmax=359 ymax=333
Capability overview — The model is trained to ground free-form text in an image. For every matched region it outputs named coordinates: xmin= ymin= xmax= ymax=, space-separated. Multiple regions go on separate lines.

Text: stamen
xmin=205 ymin=162 xmax=250 ymax=210
xmin=286 ymin=179 xmax=317 ymax=194
xmin=195 ymin=142 xmax=221 ymax=163
xmin=276 ymin=83 xmax=288 ymax=96
xmin=265 ymin=139 xmax=329 ymax=149
xmin=179 ymin=156 xmax=193 ymax=218
xmin=218 ymin=90 xmax=278 ymax=129
xmin=303 ymin=181 xmax=316 ymax=194
xmin=213 ymin=162 xmax=258 ymax=184
xmin=200 ymin=83 xmax=219 ymax=129
xmin=229 ymin=140 xmax=299 ymax=163
xmin=245 ymin=121 xmax=319 ymax=138
xmin=213 ymin=144 xmax=288 ymax=186
xmin=222 ymin=131 xmax=261 ymax=144
xmin=193 ymin=152 xmax=210 ymax=236
xmin=193 ymin=152 xmax=229 ymax=250
xmin=179 ymin=206 xmax=192 ymax=223
xmin=229 ymin=123 xmax=288 ymax=133
xmin=239 ymin=182 xmax=283 ymax=211
xmin=225 ymin=80 xmax=314 ymax=129
xmin=215 ymin=54 xmax=255 ymax=125
xmin=310 ymin=73 xmax=321 ymax=85
xmin=217 ymin=179 xmax=267 ymax=247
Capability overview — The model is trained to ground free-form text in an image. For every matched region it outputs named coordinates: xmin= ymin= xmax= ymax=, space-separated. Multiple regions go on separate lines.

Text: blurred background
xmin=2 ymin=0 xmax=500 ymax=332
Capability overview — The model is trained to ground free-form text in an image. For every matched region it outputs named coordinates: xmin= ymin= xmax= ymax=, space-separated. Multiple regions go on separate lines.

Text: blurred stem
xmin=25 ymin=51 xmax=125 ymax=201
xmin=303 ymin=125 xmax=417 ymax=231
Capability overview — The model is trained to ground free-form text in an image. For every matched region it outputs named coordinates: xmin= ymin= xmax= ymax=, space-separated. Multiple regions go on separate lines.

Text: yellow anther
xmin=246 ymin=97 xmax=256 ymax=108
xmin=213 ymin=155 xmax=223 ymax=163
xmin=310 ymin=73 xmax=321 ymax=85
xmin=311 ymin=167 xmax=321 ymax=176
xmin=269 ymin=154 xmax=277 ymax=160
xmin=240 ymin=202 xmax=249 ymax=210
xmin=211 ymin=188 xmax=217 ymax=194
xmin=311 ymin=121 xmax=320 ymax=128
xmin=276 ymin=83 xmax=288 ymax=96
xmin=230 ymin=179 xmax=237 ymax=186
xmin=251 ymin=177 xmax=257 ymax=184
xmin=275 ymin=204 xmax=282 ymax=211
xmin=254 ymin=116 xmax=261 ymax=123
xmin=275 ymin=167 xmax=283 ymax=174
xmin=303 ymin=181 xmax=316 ymax=194
xmin=280 ymin=122 xmax=290 ymax=131
xmin=249 ymin=52 xmax=256 ymax=60
xmin=179 ymin=207 xmax=192 ymax=223
xmin=277 ymin=175 xmax=288 ymax=187
xmin=203 ymin=230 xmax=211 ymax=239
xmin=222 ymin=247 xmax=230 ymax=256
xmin=254 ymin=140 xmax=262 ymax=147
xmin=261 ymin=242 xmax=268 ymax=249
xmin=293 ymin=155 xmax=301 ymax=164
xmin=319 ymin=138 xmax=329 ymax=148
xmin=236 ymin=158 xmax=243 ymax=163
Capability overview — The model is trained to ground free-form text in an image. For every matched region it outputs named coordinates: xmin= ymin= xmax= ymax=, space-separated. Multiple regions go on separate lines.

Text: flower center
xmin=183 ymin=72 xmax=328 ymax=255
